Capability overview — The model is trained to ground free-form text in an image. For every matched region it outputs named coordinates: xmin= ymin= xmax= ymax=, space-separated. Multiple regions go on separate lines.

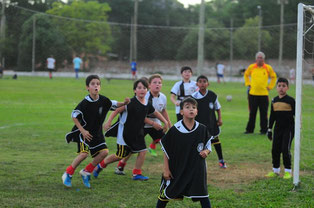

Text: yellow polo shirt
xmin=244 ymin=63 xmax=277 ymax=96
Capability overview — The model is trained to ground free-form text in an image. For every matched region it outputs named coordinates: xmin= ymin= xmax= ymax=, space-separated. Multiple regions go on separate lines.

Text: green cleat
xmin=283 ymin=172 xmax=292 ymax=179
xmin=148 ymin=148 xmax=157 ymax=157
xmin=265 ymin=172 xmax=279 ymax=178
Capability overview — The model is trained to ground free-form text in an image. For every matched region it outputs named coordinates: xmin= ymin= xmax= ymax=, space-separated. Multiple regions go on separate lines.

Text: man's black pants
xmin=246 ymin=94 xmax=269 ymax=133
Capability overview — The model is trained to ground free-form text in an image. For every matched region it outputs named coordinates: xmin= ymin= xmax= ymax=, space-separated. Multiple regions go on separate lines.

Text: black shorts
xmin=115 ymin=144 xmax=132 ymax=159
xmin=77 ymin=141 xmax=108 ymax=158
xmin=158 ymin=177 xmax=183 ymax=202
xmin=211 ymin=136 xmax=220 ymax=145
xmin=144 ymin=128 xmax=165 ymax=141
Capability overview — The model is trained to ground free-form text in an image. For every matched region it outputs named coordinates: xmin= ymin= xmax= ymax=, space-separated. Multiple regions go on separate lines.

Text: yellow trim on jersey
xmin=273 ymin=102 xmax=292 ymax=111
xmin=244 ymin=63 xmax=277 ymax=96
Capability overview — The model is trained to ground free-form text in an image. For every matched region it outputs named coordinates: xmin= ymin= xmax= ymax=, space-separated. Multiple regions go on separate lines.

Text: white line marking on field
xmin=0 ymin=123 xmax=26 ymax=129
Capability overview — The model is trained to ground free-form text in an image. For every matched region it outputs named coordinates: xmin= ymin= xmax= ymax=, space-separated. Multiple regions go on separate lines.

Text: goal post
xmin=294 ymin=3 xmax=314 ymax=187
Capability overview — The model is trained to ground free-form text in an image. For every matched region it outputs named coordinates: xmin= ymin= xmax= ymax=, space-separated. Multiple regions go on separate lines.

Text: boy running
xmin=157 ymin=97 xmax=212 ymax=208
xmin=93 ymin=79 xmax=168 ymax=180
xmin=114 ymin=74 xmax=172 ymax=175
xmin=192 ymin=75 xmax=226 ymax=168
xmin=170 ymin=66 xmax=198 ymax=121
xmin=266 ymin=78 xmax=295 ymax=179
xmin=62 ymin=75 xmax=129 ymax=188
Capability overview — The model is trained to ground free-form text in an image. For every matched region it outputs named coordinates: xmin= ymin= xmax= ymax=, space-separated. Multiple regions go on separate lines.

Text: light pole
xmin=278 ymin=0 xmax=288 ymax=70
xmin=257 ymin=5 xmax=262 ymax=52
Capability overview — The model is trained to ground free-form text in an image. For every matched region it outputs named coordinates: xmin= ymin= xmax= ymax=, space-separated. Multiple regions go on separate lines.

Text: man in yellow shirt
xmin=244 ymin=52 xmax=277 ymax=134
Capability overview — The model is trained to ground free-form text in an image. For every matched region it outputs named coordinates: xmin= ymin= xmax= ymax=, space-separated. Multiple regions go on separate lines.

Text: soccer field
xmin=0 ymin=76 xmax=313 ymax=207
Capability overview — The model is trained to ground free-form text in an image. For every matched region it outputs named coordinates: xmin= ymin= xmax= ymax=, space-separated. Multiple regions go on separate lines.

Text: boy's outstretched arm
xmin=73 ymin=117 xmax=92 ymax=142
xmin=116 ymin=97 xmax=130 ymax=108
xmin=104 ymin=106 xmax=125 ymax=131
xmin=163 ymin=153 xmax=173 ymax=180
xmin=144 ymin=117 xmax=163 ymax=131
xmin=153 ymin=111 xmax=168 ymax=132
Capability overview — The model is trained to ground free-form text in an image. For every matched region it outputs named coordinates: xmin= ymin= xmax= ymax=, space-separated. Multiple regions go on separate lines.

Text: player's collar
xmin=174 ymin=120 xmax=199 ymax=133
xmin=85 ymin=95 xmax=99 ymax=102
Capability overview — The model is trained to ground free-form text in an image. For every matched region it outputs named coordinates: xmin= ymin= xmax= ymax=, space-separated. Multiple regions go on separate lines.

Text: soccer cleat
xmin=283 ymin=172 xmax=292 ymax=179
xmin=265 ymin=172 xmax=279 ymax=178
xmin=114 ymin=167 xmax=125 ymax=175
xmin=132 ymin=174 xmax=149 ymax=181
xmin=93 ymin=164 xmax=103 ymax=178
xmin=79 ymin=169 xmax=91 ymax=188
xmin=219 ymin=161 xmax=227 ymax=168
xmin=148 ymin=148 xmax=157 ymax=157
xmin=244 ymin=131 xmax=253 ymax=134
xmin=62 ymin=172 xmax=72 ymax=187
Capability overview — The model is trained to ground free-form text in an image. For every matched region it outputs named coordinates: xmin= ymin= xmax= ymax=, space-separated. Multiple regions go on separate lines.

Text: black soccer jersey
xmin=269 ymin=94 xmax=295 ymax=130
xmin=160 ymin=120 xmax=212 ymax=199
xmin=192 ymin=90 xmax=221 ymax=137
xmin=65 ymin=95 xmax=117 ymax=147
xmin=116 ymin=96 xmax=155 ymax=152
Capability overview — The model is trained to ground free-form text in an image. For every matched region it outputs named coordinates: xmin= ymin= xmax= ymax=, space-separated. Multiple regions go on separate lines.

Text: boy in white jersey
xmin=170 ymin=66 xmax=198 ymax=121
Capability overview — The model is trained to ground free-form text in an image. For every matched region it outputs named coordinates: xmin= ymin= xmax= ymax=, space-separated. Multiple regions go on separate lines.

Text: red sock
xmin=85 ymin=163 xmax=95 ymax=173
xmin=133 ymin=169 xmax=142 ymax=175
xmin=155 ymin=139 xmax=161 ymax=144
xmin=150 ymin=143 xmax=156 ymax=149
xmin=99 ymin=160 xmax=107 ymax=169
xmin=117 ymin=160 xmax=126 ymax=168
xmin=66 ymin=165 xmax=75 ymax=175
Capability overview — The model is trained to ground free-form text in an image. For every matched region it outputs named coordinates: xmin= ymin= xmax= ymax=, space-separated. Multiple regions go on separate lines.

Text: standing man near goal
xmin=47 ymin=55 xmax=56 ymax=79
xmin=244 ymin=52 xmax=277 ymax=135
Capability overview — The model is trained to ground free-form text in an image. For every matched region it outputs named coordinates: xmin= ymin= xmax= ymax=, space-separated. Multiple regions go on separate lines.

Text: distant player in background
xmin=46 ymin=55 xmax=55 ymax=79
xmin=289 ymin=68 xmax=295 ymax=84
xmin=170 ymin=66 xmax=198 ymax=121
xmin=73 ymin=55 xmax=82 ymax=79
xmin=244 ymin=52 xmax=277 ymax=135
xmin=131 ymin=60 xmax=137 ymax=80
xmin=156 ymin=97 xmax=212 ymax=208
xmin=62 ymin=75 xmax=129 ymax=188
xmin=266 ymin=78 xmax=295 ymax=179
xmin=192 ymin=75 xmax=226 ymax=168
xmin=216 ymin=62 xmax=225 ymax=83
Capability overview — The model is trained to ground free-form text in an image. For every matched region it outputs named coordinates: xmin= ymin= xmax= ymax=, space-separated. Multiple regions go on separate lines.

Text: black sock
xmin=156 ymin=199 xmax=168 ymax=208
xmin=214 ymin=143 xmax=223 ymax=161
xmin=200 ymin=197 xmax=211 ymax=208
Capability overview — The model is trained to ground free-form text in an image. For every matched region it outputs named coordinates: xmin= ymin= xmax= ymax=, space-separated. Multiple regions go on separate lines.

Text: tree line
xmin=1 ymin=0 xmax=313 ymax=71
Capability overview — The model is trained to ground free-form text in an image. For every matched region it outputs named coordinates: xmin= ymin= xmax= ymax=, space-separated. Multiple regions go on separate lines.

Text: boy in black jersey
xmin=192 ymin=75 xmax=226 ymax=168
xmin=93 ymin=79 xmax=168 ymax=181
xmin=157 ymin=97 xmax=212 ymax=208
xmin=62 ymin=75 xmax=129 ymax=188
xmin=266 ymin=78 xmax=295 ymax=179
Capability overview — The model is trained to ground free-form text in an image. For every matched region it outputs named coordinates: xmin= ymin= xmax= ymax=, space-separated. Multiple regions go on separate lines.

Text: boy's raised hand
xmin=123 ymin=97 xmax=130 ymax=105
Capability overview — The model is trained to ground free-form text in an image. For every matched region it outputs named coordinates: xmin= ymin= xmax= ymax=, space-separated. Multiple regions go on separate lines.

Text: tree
xmin=17 ymin=14 xmax=70 ymax=71
xmin=46 ymin=0 xmax=112 ymax=56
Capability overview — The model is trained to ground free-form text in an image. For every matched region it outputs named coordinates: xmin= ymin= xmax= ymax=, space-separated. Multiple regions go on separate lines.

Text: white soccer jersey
xmin=171 ymin=80 xmax=198 ymax=114
xmin=144 ymin=91 xmax=167 ymax=128
xmin=47 ymin=58 xmax=55 ymax=69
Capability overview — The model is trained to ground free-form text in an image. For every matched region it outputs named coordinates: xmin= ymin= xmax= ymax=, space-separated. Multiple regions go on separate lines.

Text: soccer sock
xmin=150 ymin=143 xmax=156 ymax=149
xmin=117 ymin=160 xmax=126 ymax=169
xmin=85 ymin=163 xmax=95 ymax=173
xmin=273 ymin=167 xmax=280 ymax=174
xmin=284 ymin=168 xmax=292 ymax=173
xmin=156 ymin=199 xmax=168 ymax=208
xmin=66 ymin=165 xmax=75 ymax=176
xmin=133 ymin=168 xmax=142 ymax=176
xmin=99 ymin=160 xmax=107 ymax=169
xmin=199 ymin=197 xmax=211 ymax=208
xmin=214 ymin=143 xmax=223 ymax=161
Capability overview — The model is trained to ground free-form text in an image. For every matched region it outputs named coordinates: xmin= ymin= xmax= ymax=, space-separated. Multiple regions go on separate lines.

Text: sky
xmin=177 ymin=0 xmax=201 ymax=7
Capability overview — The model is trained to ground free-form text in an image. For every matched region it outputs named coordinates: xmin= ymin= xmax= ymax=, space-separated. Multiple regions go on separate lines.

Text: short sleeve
xmin=110 ymin=100 xmax=118 ymax=110
xmin=170 ymin=82 xmax=180 ymax=95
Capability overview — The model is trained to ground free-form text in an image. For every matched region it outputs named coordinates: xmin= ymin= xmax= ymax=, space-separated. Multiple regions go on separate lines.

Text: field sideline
xmin=0 ymin=76 xmax=313 ymax=208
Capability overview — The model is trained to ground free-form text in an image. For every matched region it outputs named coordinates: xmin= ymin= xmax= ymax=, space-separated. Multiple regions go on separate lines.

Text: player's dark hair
xmin=133 ymin=78 xmax=148 ymax=90
xmin=181 ymin=66 xmax=192 ymax=74
xmin=86 ymin=75 xmax=100 ymax=86
xmin=180 ymin=97 xmax=198 ymax=110
xmin=197 ymin=75 xmax=208 ymax=82
xmin=277 ymin=77 xmax=289 ymax=86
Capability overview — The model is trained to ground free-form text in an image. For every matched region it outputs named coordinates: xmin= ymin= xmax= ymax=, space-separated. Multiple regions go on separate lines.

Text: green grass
xmin=0 ymin=76 xmax=313 ymax=208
